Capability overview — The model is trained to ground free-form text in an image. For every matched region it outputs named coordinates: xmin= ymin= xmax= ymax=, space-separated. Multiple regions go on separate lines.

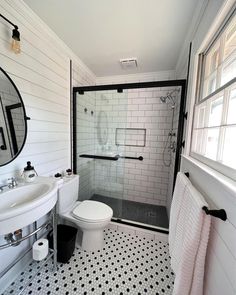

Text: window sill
xmin=189 ymin=152 xmax=236 ymax=181
xmin=182 ymin=155 xmax=236 ymax=198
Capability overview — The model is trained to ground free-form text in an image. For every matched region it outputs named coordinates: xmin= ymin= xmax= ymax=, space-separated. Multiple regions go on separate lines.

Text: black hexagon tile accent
xmin=4 ymin=228 xmax=174 ymax=295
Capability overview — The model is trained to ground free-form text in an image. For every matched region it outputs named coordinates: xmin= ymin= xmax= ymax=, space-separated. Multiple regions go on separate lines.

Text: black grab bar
xmin=184 ymin=172 xmax=227 ymax=221
xmin=79 ymin=154 xmax=144 ymax=161
xmin=119 ymin=156 xmax=143 ymax=161
xmin=79 ymin=154 xmax=119 ymax=161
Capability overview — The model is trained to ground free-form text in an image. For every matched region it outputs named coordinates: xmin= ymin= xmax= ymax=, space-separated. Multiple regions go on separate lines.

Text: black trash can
xmin=48 ymin=224 xmax=77 ymax=263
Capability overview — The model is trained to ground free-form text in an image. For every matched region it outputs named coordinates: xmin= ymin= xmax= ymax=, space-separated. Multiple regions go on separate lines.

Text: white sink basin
xmin=0 ymin=177 xmax=58 ymax=235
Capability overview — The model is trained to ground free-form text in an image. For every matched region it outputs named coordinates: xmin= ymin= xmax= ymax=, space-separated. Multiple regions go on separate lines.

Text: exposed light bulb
xmin=11 ymin=27 xmax=21 ymax=54
xmin=11 ymin=39 xmax=20 ymax=54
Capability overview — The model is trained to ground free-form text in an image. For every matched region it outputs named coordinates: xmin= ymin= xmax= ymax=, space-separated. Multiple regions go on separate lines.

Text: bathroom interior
xmin=0 ymin=0 xmax=235 ymax=295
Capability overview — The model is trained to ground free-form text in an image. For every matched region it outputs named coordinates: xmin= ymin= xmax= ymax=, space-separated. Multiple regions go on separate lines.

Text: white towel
xmin=169 ymin=172 xmax=191 ymax=257
xmin=169 ymin=172 xmax=211 ymax=295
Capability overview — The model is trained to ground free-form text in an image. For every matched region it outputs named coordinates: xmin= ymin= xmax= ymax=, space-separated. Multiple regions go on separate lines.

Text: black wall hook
xmin=184 ymin=172 xmax=189 ymax=178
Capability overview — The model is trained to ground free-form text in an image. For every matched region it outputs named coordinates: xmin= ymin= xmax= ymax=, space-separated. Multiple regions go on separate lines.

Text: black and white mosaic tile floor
xmin=4 ymin=229 xmax=174 ymax=295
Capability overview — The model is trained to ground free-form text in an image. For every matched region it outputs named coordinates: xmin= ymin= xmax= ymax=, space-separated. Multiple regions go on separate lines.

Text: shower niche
xmin=73 ymin=80 xmax=186 ymax=231
xmin=115 ymin=128 xmax=146 ymax=147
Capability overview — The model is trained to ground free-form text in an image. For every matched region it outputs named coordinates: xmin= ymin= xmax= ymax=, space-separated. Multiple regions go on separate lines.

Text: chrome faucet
xmin=0 ymin=184 xmax=8 ymax=192
xmin=0 ymin=177 xmax=17 ymax=192
xmin=8 ymin=177 xmax=17 ymax=188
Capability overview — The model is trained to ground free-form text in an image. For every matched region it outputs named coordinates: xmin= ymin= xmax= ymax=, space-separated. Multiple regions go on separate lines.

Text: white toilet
xmin=57 ymin=175 xmax=113 ymax=251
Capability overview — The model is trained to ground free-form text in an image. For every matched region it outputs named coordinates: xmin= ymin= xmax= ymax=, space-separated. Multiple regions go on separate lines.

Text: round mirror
xmin=0 ymin=67 xmax=28 ymax=166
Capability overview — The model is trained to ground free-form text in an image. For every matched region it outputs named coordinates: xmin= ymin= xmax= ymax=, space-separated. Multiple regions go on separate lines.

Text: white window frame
xmin=188 ymin=3 xmax=236 ymax=181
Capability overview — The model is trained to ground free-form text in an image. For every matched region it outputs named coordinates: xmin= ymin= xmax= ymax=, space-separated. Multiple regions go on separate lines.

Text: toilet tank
xmin=57 ymin=175 xmax=79 ymax=214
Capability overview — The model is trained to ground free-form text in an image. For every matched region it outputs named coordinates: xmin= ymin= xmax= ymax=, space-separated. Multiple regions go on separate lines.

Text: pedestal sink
xmin=0 ymin=177 xmax=58 ymax=235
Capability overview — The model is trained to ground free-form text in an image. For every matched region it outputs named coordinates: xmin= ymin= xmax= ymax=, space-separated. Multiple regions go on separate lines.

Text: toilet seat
xmin=72 ymin=200 xmax=113 ymax=223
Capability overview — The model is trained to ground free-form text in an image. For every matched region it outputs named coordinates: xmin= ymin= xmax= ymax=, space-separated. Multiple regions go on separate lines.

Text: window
xmin=191 ymin=11 xmax=236 ymax=179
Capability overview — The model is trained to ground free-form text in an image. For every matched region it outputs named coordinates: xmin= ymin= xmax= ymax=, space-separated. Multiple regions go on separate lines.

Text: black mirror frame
xmin=0 ymin=66 xmax=29 ymax=167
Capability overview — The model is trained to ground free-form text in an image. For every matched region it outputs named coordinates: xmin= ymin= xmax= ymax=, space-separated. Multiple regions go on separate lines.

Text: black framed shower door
xmin=72 ymin=79 xmax=187 ymax=232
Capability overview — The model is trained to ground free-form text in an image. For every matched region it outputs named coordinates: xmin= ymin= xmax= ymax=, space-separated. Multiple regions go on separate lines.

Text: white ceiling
xmin=24 ymin=0 xmax=197 ymax=77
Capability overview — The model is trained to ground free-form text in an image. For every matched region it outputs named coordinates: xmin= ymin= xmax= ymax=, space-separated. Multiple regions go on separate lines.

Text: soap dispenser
xmin=22 ymin=161 xmax=37 ymax=182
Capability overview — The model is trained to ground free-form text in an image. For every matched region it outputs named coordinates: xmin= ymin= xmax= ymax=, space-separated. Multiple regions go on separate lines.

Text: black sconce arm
xmin=0 ymin=14 xmax=18 ymax=29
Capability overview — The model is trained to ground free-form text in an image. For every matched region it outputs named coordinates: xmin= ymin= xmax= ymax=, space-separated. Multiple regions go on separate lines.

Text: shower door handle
xmin=0 ymin=127 xmax=7 ymax=150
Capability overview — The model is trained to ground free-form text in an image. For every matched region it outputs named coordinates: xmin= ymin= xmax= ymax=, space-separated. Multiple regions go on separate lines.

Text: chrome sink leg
xmin=52 ymin=206 xmax=57 ymax=272
xmin=33 ymin=221 xmax=37 ymax=242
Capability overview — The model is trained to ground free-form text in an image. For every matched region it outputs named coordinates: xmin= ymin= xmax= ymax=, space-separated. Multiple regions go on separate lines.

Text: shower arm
xmin=168 ymin=88 xmax=180 ymax=97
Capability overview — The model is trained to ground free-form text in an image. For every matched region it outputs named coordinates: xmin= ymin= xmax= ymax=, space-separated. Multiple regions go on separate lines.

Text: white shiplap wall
xmin=179 ymin=0 xmax=236 ymax=294
xmin=0 ymin=0 xmax=95 ymax=181
xmin=181 ymin=157 xmax=236 ymax=295
xmin=0 ymin=0 xmax=95 ymax=285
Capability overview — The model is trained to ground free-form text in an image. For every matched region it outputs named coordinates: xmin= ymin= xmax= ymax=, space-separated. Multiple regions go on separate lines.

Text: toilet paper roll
xmin=33 ymin=238 xmax=49 ymax=261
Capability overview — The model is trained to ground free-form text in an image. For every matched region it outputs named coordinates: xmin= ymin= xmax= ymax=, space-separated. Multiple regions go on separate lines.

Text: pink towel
xmin=169 ymin=172 xmax=211 ymax=295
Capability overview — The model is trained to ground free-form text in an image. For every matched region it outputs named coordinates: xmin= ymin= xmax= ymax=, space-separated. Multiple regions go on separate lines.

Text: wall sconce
xmin=0 ymin=13 xmax=21 ymax=54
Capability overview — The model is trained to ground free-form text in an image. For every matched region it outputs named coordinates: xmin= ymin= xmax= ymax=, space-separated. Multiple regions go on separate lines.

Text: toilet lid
xmin=72 ymin=200 xmax=113 ymax=222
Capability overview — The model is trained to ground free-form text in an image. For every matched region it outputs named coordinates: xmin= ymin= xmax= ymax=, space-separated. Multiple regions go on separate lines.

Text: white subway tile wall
xmin=93 ymin=90 xmax=127 ymax=200
xmin=123 ymin=87 xmax=178 ymax=206
xmin=77 ymin=87 xmax=180 ymax=206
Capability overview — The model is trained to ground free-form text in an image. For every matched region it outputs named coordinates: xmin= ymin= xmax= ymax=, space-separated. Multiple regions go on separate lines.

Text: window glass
xmin=210 ymin=49 xmax=220 ymax=72
xmin=191 ymin=13 xmax=236 ymax=179
xmin=192 ymin=129 xmax=205 ymax=154
xmin=201 ymin=14 xmax=236 ymax=97
xmin=208 ymin=74 xmax=217 ymax=95
xmin=227 ymin=88 xmax=236 ymax=124
xmin=224 ymin=22 xmax=236 ymax=59
xmin=222 ymin=126 xmax=236 ymax=169
xmin=205 ymin=128 xmax=220 ymax=160
xmin=198 ymin=106 xmax=206 ymax=128
xmin=208 ymin=96 xmax=223 ymax=127
xmin=221 ymin=57 xmax=236 ymax=86
xmin=204 ymin=44 xmax=220 ymax=78
xmin=194 ymin=104 xmax=206 ymax=128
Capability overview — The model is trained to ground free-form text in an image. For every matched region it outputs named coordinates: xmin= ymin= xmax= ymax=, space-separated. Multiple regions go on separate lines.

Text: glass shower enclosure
xmin=73 ymin=81 xmax=186 ymax=231
xmin=74 ymin=89 xmax=128 ymax=220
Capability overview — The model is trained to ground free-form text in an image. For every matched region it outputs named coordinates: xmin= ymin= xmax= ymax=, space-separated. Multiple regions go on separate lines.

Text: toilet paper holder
xmin=0 ymin=206 xmax=58 ymax=284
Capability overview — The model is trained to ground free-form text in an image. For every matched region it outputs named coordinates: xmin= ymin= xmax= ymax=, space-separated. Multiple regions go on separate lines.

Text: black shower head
xmin=160 ymin=96 xmax=167 ymax=103
xmin=160 ymin=94 xmax=175 ymax=108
